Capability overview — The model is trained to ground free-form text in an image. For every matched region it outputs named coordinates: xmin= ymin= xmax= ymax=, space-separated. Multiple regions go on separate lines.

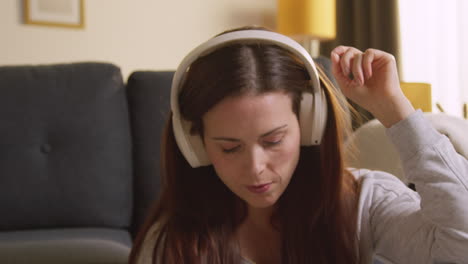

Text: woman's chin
xmin=244 ymin=196 xmax=278 ymax=209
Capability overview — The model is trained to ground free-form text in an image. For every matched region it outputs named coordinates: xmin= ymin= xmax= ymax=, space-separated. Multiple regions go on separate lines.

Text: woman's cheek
xmin=210 ymin=155 xmax=235 ymax=180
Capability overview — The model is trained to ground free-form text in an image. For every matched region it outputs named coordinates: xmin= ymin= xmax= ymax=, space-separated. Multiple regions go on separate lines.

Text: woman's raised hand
xmin=330 ymin=46 xmax=415 ymax=127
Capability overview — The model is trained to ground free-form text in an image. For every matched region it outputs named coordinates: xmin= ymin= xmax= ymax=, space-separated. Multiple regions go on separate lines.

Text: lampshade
xmin=400 ymin=82 xmax=432 ymax=112
xmin=277 ymin=0 xmax=336 ymax=40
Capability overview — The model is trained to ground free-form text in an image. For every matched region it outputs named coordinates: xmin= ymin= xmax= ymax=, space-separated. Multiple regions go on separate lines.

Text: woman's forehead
xmin=206 ymin=91 xmax=291 ymax=115
xmin=202 ymin=91 xmax=297 ymax=136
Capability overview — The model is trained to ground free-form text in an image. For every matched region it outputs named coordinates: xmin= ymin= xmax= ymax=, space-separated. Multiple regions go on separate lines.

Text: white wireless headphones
xmin=171 ymin=30 xmax=328 ymax=168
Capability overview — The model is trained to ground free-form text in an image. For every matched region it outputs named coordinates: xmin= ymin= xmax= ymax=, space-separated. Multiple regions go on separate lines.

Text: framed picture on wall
xmin=24 ymin=0 xmax=85 ymax=29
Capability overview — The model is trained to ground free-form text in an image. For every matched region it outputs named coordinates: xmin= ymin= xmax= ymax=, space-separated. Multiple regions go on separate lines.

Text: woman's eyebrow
xmin=211 ymin=137 xmax=240 ymax=142
xmin=260 ymin=124 xmax=288 ymax=137
xmin=211 ymin=124 xmax=288 ymax=141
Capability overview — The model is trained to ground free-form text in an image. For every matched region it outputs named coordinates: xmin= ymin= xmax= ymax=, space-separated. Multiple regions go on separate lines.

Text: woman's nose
xmin=246 ymin=145 xmax=267 ymax=176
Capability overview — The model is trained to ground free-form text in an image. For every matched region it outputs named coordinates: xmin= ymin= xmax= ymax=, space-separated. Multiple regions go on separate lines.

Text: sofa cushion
xmin=0 ymin=63 xmax=133 ymax=230
xmin=0 ymin=228 xmax=131 ymax=264
xmin=126 ymin=71 xmax=173 ymax=237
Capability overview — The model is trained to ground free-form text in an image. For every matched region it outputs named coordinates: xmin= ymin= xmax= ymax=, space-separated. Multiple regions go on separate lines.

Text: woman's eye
xmin=222 ymin=145 xmax=240 ymax=153
xmin=264 ymin=138 xmax=283 ymax=147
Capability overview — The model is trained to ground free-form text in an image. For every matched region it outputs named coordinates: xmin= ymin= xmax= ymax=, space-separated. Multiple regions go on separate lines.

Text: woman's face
xmin=203 ymin=91 xmax=301 ymax=209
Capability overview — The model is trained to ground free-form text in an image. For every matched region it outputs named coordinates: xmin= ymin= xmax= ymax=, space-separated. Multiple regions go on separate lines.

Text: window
xmin=399 ymin=0 xmax=468 ymax=117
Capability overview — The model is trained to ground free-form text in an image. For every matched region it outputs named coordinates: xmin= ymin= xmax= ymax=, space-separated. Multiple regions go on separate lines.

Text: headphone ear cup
xmin=299 ymin=88 xmax=327 ymax=146
xmin=172 ymin=114 xmax=211 ymax=168
xmin=299 ymin=93 xmax=314 ymax=145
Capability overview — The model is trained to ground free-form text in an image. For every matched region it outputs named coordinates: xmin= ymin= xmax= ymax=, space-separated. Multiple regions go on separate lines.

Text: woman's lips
xmin=247 ymin=183 xmax=272 ymax=194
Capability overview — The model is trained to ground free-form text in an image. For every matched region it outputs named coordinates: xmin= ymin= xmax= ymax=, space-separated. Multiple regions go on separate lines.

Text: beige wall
xmin=0 ymin=0 xmax=276 ymax=80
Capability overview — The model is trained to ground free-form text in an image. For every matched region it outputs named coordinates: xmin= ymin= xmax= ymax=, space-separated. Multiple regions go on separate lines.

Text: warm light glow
xmin=277 ymin=0 xmax=336 ymax=40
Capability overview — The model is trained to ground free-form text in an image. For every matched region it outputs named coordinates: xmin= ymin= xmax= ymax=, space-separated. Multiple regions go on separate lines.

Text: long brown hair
xmin=130 ymin=27 xmax=359 ymax=263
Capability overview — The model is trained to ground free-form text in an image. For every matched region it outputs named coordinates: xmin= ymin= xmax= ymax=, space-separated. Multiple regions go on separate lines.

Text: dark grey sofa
xmin=0 ymin=63 xmax=173 ymax=264
xmin=0 ymin=57 xmax=335 ymax=263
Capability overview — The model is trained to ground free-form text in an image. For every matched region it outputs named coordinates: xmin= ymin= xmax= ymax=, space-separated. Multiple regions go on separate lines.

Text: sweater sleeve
xmin=369 ymin=110 xmax=468 ymax=263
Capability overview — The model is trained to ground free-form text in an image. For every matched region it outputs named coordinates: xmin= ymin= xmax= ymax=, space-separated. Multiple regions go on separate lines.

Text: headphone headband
xmin=171 ymin=30 xmax=327 ymax=167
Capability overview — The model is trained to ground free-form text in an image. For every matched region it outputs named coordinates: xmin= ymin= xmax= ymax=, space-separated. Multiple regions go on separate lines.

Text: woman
xmin=130 ymin=27 xmax=468 ymax=264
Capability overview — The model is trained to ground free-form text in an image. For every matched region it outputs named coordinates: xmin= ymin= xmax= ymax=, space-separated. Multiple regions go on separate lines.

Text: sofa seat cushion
xmin=0 ymin=228 xmax=131 ymax=264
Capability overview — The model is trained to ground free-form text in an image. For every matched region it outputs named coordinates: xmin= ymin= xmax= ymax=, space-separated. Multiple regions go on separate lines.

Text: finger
xmin=340 ymin=48 xmax=354 ymax=80
xmin=331 ymin=50 xmax=344 ymax=79
xmin=362 ymin=49 xmax=375 ymax=80
xmin=352 ymin=52 xmax=364 ymax=85
xmin=330 ymin=48 xmax=356 ymax=95
xmin=331 ymin=46 xmax=352 ymax=77
xmin=340 ymin=48 xmax=360 ymax=80
xmin=331 ymin=45 xmax=351 ymax=57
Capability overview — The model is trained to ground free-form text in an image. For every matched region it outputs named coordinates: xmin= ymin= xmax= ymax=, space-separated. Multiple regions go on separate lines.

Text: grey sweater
xmin=136 ymin=111 xmax=468 ymax=264
xmin=355 ymin=110 xmax=468 ymax=263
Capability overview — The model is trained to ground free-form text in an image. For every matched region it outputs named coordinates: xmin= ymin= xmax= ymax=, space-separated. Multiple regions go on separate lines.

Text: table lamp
xmin=277 ymin=0 xmax=336 ymax=57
